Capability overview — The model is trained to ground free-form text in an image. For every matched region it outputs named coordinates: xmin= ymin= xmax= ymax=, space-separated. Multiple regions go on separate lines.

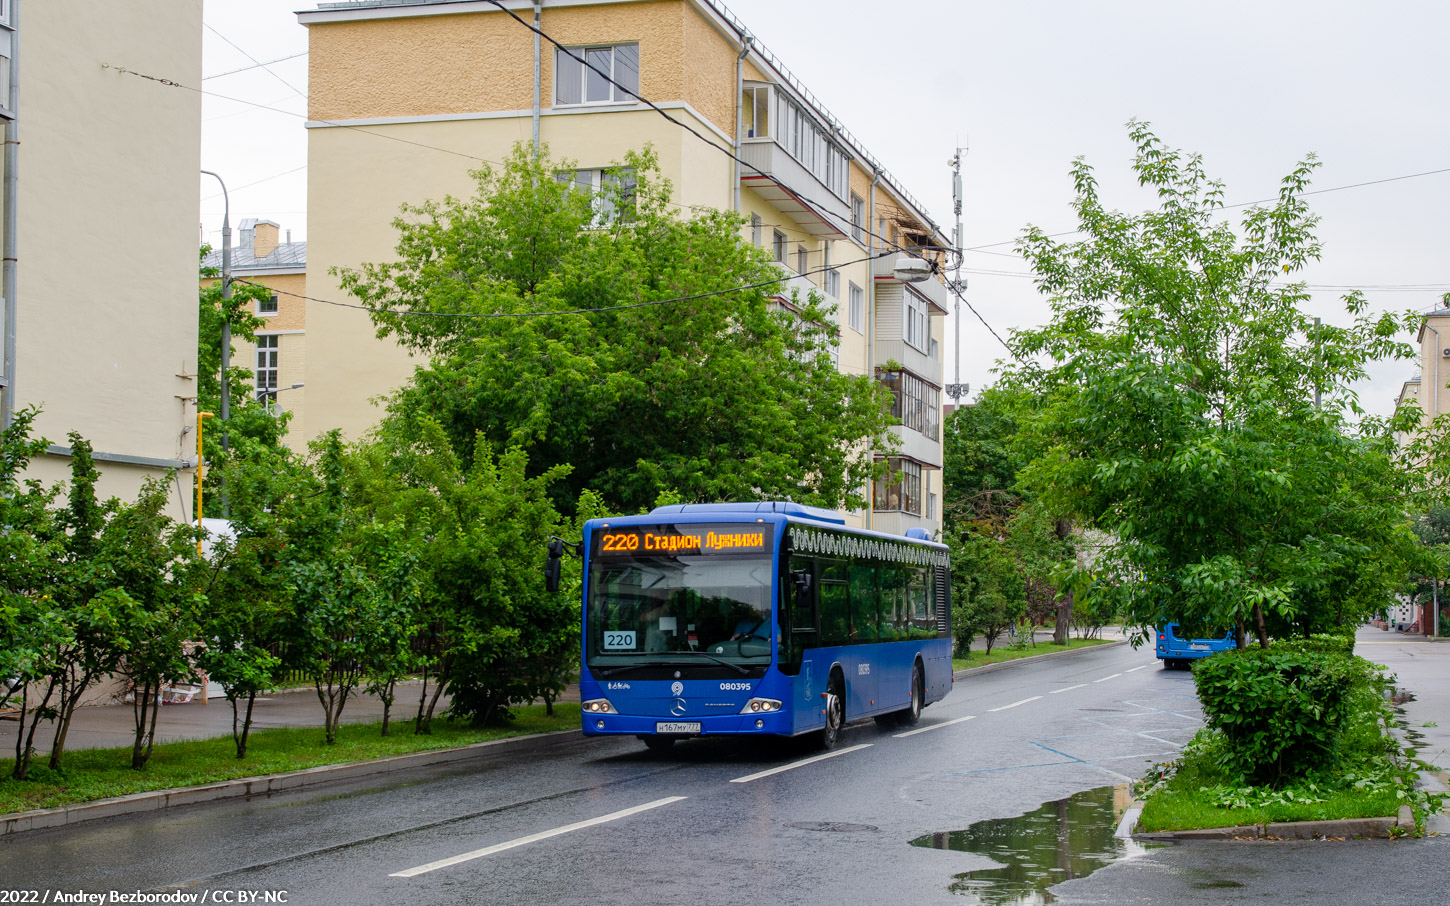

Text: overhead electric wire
xmin=233 ymin=247 xmax=902 ymax=321
xmin=204 ymin=51 xmax=308 ymax=81
xmin=205 ymin=24 xmax=307 ymax=99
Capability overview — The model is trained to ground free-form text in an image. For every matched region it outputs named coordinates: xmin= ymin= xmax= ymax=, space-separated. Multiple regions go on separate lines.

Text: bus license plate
xmin=655 ymin=722 xmax=701 ymax=734
xmin=1189 ymin=644 xmax=1210 ymax=650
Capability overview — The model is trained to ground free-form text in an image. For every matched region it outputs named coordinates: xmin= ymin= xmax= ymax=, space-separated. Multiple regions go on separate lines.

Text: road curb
xmin=1131 ymin=807 xmax=1415 ymax=842
xmin=951 ymin=638 xmax=1129 ymax=682
xmin=0 ymin=728 xmax=580 ymax=837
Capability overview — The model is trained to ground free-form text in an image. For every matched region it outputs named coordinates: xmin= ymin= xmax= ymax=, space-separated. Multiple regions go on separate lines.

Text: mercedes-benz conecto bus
xmin=557 ymin=501 xmax=953 ymax=751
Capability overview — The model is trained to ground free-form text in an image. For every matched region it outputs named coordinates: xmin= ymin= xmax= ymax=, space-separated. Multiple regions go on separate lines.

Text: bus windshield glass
xmin=586 ymin=523 xmax=775 ymax=668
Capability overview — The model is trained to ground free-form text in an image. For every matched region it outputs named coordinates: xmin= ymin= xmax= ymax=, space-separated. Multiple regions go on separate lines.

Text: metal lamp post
xmin=200 ymin=170 xmax=231 ymax=451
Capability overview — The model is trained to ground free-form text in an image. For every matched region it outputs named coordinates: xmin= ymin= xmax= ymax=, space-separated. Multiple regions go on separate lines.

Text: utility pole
xmin=944 ymin=145 xmax=969 ymax=404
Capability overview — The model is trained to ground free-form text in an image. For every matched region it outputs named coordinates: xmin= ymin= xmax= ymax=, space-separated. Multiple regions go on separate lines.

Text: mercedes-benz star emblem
xmin=670 ymin=698 xmax=688 ymax=717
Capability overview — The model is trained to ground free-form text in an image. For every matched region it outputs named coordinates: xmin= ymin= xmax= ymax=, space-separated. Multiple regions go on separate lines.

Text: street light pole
xmin=200 ymin=170 xmax=231 ymax=451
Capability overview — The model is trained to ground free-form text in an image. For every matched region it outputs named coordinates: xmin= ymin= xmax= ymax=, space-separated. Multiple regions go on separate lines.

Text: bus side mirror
xmin=545 ymin=538 xmax=566 ymax=593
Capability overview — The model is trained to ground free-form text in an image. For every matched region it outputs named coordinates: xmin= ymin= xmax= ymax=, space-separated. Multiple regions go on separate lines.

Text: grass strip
xmin=0 ymin=703 xmax=581 ymax=815
xmin=952 ymin=637 xmax=1112 ymax=672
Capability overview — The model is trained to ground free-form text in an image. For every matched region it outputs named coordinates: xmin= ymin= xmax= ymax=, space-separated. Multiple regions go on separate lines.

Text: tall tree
xmin=1003 ymin=122 xmax=1421 ymax=647
xmin=336 ymin=144 xmax=894 ymax=514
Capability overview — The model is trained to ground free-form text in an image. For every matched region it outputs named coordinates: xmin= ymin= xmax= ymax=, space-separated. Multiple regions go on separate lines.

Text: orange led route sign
xmin=596 ymin=524 xmax=772 ymax=556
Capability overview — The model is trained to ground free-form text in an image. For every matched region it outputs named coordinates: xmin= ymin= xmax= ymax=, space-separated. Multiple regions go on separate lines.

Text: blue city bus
xmin=1155 ymin=622 xmax=1235 ymax=669
xmin=563 ymin=501 xmax=953 ymax=751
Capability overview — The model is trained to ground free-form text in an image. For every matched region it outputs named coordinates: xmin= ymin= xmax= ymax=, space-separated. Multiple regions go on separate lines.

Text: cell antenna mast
xmin=945 ymin=145 xmax=969 ymax=403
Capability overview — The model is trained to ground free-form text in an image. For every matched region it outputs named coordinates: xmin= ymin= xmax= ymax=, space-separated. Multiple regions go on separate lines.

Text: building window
xmin=557 ymin=167 xmax=637 ymax=227
xmin=751 ymin=212 xmax=762 ymax=247
xmin=825 ymin=268 xmax=840 ymax=300
xmin=797 ymin=244 xmax=807 ymax=275
xmin=555 ymin=44 xmax=639 ymax=105
xmin=905 ymin=290 xmax=930 ymax=353
xmin=851 ymin=193 xmax=865 ymax=244
xmin=927 ymin=492 xmax=937 ymax=522
xmin=878 ymin=368 xmax=940 ymax=441
xmin=741 ymin=85 xmax=771 ymax=138
xmin=848 ymin=282 xmax=863 ymax=333
xmin=874 ymin=458 xmax=922 ymax=515
xmin=258 ymin=293 xmax=279 ymax=315
xmin=255 ymin=335 xmax=279 ymax=397
xmin=773 ymin=229 xmax=788 ymax=264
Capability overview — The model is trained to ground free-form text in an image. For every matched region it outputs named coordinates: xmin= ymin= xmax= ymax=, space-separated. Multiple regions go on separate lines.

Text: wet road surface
xmin=12 ymin=642 xmax=1414 ymax=905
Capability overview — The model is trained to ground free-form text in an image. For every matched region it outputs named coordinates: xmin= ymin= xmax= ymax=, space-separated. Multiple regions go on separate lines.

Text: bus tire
xmin=641 ymin=735 xmax=675 ymax=753
xmin=820 ymin=672 xmax=845 ymax=750
xmin=898 ymin=661 xmax=924 ymax=727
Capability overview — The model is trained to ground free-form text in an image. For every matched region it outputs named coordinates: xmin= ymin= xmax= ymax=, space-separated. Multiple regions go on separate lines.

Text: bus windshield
xmin=586 ymin=525 xmax=775 ymax=669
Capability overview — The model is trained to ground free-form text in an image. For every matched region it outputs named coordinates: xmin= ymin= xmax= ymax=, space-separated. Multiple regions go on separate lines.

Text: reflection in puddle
xmin=911 ymin=784 xmax=1148 ymax=904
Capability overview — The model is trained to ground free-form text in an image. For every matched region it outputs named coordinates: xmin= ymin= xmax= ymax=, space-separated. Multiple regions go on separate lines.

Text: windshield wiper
xmin=593 ymin=652 xmax=751 ymax=677
xmin=672 ymin=651 xmax=751 ymax=675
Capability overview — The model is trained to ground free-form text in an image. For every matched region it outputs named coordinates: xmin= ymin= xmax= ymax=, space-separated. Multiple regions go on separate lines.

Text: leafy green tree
xmin=355 ymin=414 xmax=571 ymax=728
xmin=1004 ymin=122 xmax=1421 ymax=648
xmin=336 ymin=143 xmax=894 ymax=515
xmin=949 ymin=527 xmax=1024 ymax=655
xmin=42 ymin=436 xmax=139 ymax=771
xmin=198 ymin=437 xmax=304 ymax=757
xmin=0 ymin=408 xmax=68 ymax=780
xmin=106 ymin=478 xmax=206 ymax=769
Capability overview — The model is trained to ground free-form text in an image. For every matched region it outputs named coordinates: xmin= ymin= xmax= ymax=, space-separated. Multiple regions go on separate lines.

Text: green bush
xmin=1193 ymin=645 xmax=1377 ymax=785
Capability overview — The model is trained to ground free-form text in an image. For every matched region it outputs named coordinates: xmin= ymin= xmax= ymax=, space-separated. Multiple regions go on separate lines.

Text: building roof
xmin=201 ymin=239 xmax=306 ymax=273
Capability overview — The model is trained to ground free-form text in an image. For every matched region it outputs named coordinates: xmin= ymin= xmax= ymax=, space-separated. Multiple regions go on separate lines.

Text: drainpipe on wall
xmin=1 ymin=0 xmax=18 ymax=430
xmin=732 ymin=34 xmax=752 ymax=212
xmin=864 ymin=168 xmax=880 ymax=530
xmin=531 ymin=0 xmax=542 ymax=156
xmin=1427 ymin=321 xmax=1441 ymax=424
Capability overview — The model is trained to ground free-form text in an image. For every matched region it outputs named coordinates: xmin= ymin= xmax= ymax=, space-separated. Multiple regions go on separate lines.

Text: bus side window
xmin=850 ymin=561 xmax=878 ymax=643
xmin=819 ymin=561 xmax=850 ymax=646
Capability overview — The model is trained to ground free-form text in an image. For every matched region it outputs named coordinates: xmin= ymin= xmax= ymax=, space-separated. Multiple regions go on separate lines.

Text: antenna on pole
xmin=945 ymin=143 xmax=969 ymax=403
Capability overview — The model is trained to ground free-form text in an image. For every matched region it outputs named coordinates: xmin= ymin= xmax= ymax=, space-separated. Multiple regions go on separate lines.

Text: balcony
xmin=740 ymin=140 xmax=850 ymax=240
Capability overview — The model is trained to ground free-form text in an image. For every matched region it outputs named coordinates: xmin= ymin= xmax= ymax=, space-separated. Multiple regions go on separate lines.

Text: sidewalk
xmin=1355 ymin=625 xmax=1450 ymax=772
xmin=4 ymin=682 xmax=580 ymax=754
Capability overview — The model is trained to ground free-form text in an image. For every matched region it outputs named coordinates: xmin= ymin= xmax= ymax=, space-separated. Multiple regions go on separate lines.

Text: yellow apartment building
xmin=201 ymin=219 xmax=309 ymax=451
xmin=2 ymin=1 xmax=202 ymax=521
xmin=298 ymin=0 xmax=951 ymax=535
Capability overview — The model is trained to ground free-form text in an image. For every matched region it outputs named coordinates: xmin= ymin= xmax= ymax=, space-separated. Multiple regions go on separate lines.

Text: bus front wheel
xmin=820 ymin=675 xmax=845 ymax=749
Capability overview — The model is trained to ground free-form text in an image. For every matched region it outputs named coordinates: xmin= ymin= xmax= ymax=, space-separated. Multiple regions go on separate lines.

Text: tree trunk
xmin=379 ymin=677 xmax=396 ymax=737
xmin=1234 ymin=620 xmax=1248 ymax=650
xmin=49 ymin=668 xmax=95 ymax=771
xmin=131 ymin=680 xmax=156 ymax=770
xmin=1252 ymin=602 xmax=1270 ymax=649
xmin=414 ymin=662 xmax=431 ymax=735
xmin=1054 ymin=588 xmax=1073 ymax=645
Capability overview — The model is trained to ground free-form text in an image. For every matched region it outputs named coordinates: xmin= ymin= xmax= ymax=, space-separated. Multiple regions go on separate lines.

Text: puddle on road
xmin=911 ymin=784 xmax=1150 ymax=904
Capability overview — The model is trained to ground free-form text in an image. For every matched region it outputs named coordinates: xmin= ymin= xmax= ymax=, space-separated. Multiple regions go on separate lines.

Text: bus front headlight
xmin=740 ymin=698 xmax=782 ymax=714
xmin=582 ymin=699 xmax=615 ymax=714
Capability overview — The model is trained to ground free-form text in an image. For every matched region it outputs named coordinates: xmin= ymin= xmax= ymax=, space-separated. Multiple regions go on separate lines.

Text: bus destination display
xmin=596 ymin=524 xmax=773 ymax=557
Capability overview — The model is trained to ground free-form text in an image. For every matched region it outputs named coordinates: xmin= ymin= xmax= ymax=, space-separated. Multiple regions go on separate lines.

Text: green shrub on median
xmin=1192 ymin=643 xmax=1381 ymax=785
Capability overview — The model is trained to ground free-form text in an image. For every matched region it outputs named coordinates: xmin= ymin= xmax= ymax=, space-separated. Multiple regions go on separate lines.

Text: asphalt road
xmin=4 ymin=642 xmax=1444 ymax=905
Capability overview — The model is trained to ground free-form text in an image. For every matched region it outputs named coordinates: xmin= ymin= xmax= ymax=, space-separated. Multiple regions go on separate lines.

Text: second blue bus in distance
xmin=564 ymin=501 xmax=953 ymax=751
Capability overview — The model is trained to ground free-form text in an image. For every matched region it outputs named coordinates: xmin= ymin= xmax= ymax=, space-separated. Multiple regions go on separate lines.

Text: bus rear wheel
xmin=899 ymin=662 xmax=924 ymax=726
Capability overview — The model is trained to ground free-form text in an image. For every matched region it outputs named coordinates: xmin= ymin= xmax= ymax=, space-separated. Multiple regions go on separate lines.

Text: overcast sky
xmin=199 ymin=0 xmax=1450 ymax=416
